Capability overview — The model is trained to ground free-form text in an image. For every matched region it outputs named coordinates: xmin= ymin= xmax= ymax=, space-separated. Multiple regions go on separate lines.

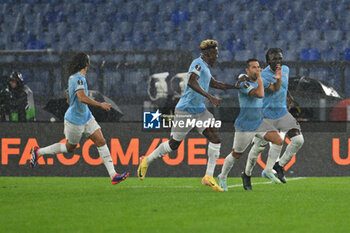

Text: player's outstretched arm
xmin=188 ymin=73 xmax=221 ymax=107
xmin=269 ymin=64 xmax=282 ymax=92
xmin=76 ymin=90 xmax=111 ymax=111
xmin=209 ymin=77 xmax=242 ymax=90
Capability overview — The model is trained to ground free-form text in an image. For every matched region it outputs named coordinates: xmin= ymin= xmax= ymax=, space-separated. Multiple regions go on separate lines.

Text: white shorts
xmin=170 ymin=108 xmax=215 ymax=141
xmin=252 ymin=112 xmax=301 ymax=148
xmin=265 ymin=112 xmax=301 ymax=133
xmin=233 ymin=119 xmax=277 ymax=153
xmin=64 ymin=116 xmax=101 ymax=145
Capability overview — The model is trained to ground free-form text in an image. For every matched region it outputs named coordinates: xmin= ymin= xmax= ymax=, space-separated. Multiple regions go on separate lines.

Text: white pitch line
xmin=228 ymin=177 xmax=306 ymax=188
xmin=119 ymin=177 xmax=306 ymax=189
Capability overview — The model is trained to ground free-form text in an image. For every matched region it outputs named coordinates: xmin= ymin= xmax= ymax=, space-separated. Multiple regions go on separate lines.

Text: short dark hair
xmin=67 ymin=52 xmax=90 ymax=77
xmin=246 ymin=58 xmax=259 ymax=68
xmin=265 ymin=48 xmax=283 ymax=63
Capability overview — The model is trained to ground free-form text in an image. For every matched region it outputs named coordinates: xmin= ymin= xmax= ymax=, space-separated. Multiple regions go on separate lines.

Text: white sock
xmin=146 ymin=141 xmax=172 ymax=164
xmin=218 ymin=153 xmax=237 ymax=179
xmin=245 ymin=143 xmax=265 ymax=176
xmin=38 ymin=143 xmax=67 ymax=156
xmin=279 ymin=134 xmax=304 ymax=167
xmin=97 ymin=144 xmax=116 ymax=178
xmin=205 ymin=142 xmax=221 ymax=177
xmin=265 ymin=144 xmax=282 ymax=172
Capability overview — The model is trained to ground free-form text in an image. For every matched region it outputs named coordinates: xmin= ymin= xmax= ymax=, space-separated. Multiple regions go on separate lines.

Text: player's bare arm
xmin=269 ymin=64 xmax=282 ymax=91
xmin=287 ymin=90 xmax=296 ymax=109
xmin=76 ymin=89 xmax=111 ymax=111
xmin=66 ymin=91 xmax=69 ymax=105
xmin=249 ymin=72 xmax=264 ymax=98
xmin=209 ymin=77 xmax=242 ymax=89
xmin=188 ymin=73 xmax=221 ymax=107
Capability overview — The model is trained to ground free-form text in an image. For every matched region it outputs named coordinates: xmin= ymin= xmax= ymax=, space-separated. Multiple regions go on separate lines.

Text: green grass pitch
xmin=1 ymin=177 xmax=349 ymax=233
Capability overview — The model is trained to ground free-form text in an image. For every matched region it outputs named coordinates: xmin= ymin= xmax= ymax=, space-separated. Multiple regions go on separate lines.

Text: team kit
xmin=30 ymin=40 xmax=304 ymax=192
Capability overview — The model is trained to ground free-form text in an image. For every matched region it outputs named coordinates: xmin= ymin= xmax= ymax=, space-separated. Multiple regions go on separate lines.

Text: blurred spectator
xmin=0 ymin=75 xmax=11 ymax=121
xmin=7 ymin=72 xmax=28 ymax=122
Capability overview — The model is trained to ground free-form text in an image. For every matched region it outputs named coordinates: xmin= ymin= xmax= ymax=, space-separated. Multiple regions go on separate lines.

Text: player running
xmin=217 ymin=58 xmax=283 ymax=191
xmin=242 ymin=48 xmax=304 ymax=189
xmin=138 ymin=40 xmax=242 ymax=192
xmin=30 ymin=52 xmax=129 ymax=185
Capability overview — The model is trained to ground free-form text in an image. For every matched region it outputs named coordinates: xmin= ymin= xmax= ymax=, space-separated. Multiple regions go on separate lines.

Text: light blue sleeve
xmin=188 ymin=61 xmax=201 ymax=76
xmin=74 ymin=77 xmax=85 ymax=92
xmin=283 ymin=65 xmax=290 ymax=80
xmin=262 ymin=72 xmax=275 ymax=89
xmin=239 ymin=81 xmax=256 ymax=95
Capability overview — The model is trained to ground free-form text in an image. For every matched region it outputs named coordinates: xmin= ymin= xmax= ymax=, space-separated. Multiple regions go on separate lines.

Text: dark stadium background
xmin=0 ymin=0 xmax=350 ymax=122
xmin=1 ymin=2 xmax=350 ymax=233
xmin=0 ymin=0 xmax=350 ymax=178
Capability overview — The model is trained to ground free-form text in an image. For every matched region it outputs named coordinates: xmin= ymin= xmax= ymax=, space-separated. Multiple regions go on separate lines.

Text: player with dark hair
xmin=217 ymin=58 xmax=283 ymax=191
xmin=242 ymin=48 xmax=304 ymax=189
xmin=30 ymin=52 xmax=129 ymax=185
xmin=138 ymin=40 xmax=243 ymax=192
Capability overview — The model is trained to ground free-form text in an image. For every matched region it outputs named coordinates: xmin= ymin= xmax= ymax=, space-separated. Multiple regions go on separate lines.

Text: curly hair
xmin=265 ymin=48 xmax=283 ymax=63
xmin=67 ymin=52 xmax=90 ymax=77
xmin=199 ymin=39 xmax=218 ymax=51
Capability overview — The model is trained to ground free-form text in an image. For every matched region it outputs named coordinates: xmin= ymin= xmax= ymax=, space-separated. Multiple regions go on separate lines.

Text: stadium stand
xmin=0 ymin=0 xmax=349 ymax=96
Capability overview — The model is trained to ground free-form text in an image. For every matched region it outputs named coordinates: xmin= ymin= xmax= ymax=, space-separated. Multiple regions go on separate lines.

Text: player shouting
xmin=242 ymin=48 xmax=304 ymax=189
xmin=30 ymin=52 xmax=129 ymax=185
xmin=138 ymin=39 xmax=242 ymax=192
xmin=218 ymin=58 xmax=283 ymax=191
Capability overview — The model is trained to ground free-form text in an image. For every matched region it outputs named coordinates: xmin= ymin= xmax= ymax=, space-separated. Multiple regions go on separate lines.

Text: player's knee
xmin=231 ymin=150 xmax=242 ymax=159
xmin=287 ymin=128 xmax=300 ymax=138
xmin=203 ymin=128 xmax=220 ymax=143
xmin=67 ymin=147 xmax=75 ymax=153
xmin=96 ymin=138 xmax=106 ymax=147
xmin=274 ymin=137 xmax=284 ymax=146
xmin=265 ymin=131 xmax=283 ymax=146
xmin=269 ymin=134 xmax=283 ymax=146
xmin=169 ymin=139 xmax=181 ymax=150
xmin=66 ymin=144 xmax=76 ymax=153
xmin=209 ymin=136 xmax=221 ymax=144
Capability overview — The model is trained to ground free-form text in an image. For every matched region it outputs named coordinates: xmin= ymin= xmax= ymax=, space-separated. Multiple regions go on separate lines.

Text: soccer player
xmin=30 ymin=52 xmax=129 ymax=185
xmin=242 ymin=48 xmax=304 ymax=188
xmin=217 ymin=58 xmax=283 ymax=191
xmin=138 ymin=40 xmax=242 ymax=192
